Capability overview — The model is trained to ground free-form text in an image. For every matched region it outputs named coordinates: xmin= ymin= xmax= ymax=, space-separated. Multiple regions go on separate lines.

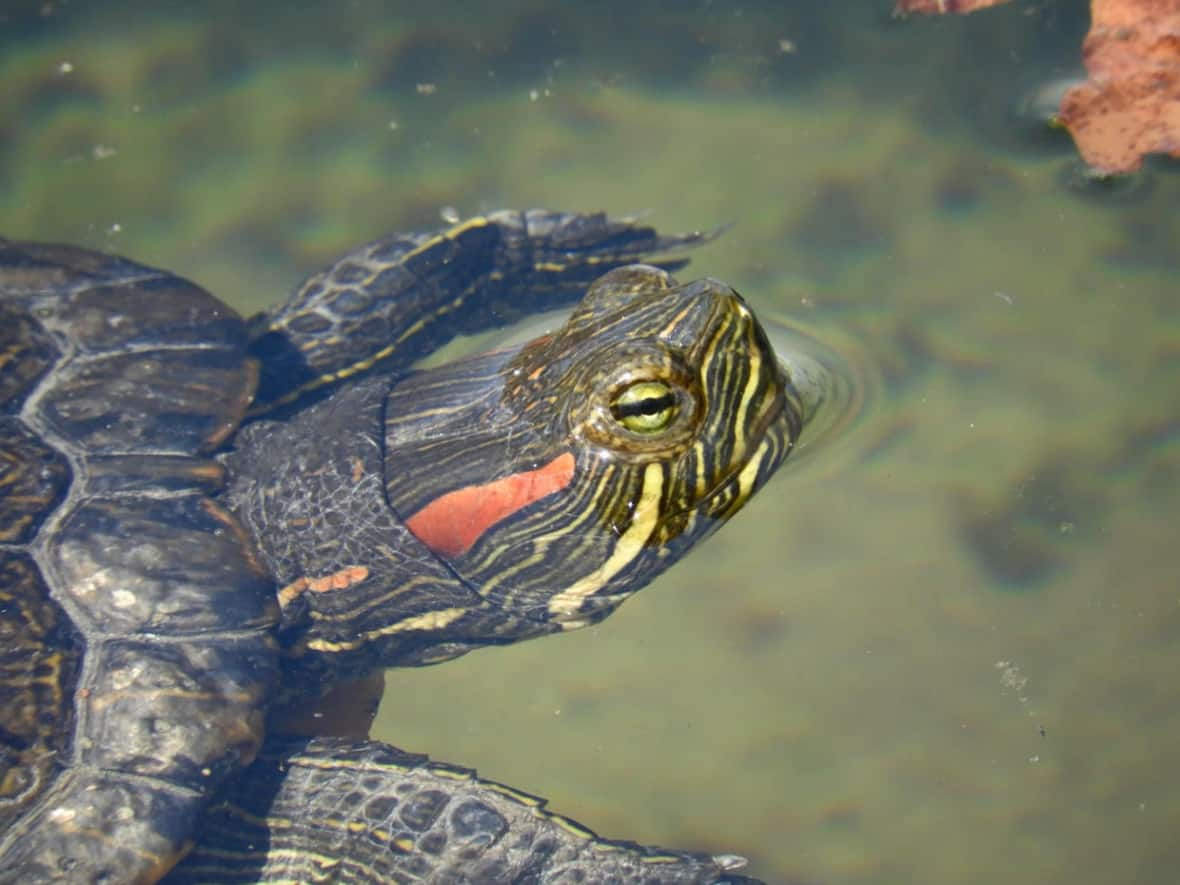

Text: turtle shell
xmin=0 ymin=239 xmax=279 ymax=883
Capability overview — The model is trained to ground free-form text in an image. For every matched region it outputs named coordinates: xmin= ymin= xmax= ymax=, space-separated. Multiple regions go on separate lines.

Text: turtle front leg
xmin=248 ymin=209 xmax=715 ymax=410
xmin=166 ymin=736 xmax=763 ymax=885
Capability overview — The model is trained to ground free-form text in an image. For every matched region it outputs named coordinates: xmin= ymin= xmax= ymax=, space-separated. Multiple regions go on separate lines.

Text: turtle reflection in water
xmin=0 ymin=210 xmax=822 ymax=884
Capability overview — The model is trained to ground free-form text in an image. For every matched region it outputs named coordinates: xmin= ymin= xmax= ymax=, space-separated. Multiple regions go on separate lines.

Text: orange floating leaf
xmin=1058 ymin=0 xmax=1180 ymax=174
xmin=894 ymin=0 xmax=1015 ymax=15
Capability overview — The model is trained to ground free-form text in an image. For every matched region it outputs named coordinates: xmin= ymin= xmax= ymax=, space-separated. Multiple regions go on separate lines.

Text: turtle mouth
xmin=532 ymin=417 xmax=792 ymax=632
xmin=669 ymin=367 xmax=797 ymax=527
xmin=703 ymin=418 xmax=793 ymax=525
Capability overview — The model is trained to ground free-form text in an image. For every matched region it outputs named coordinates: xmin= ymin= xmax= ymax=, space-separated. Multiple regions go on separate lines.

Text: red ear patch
xmin=405 ymin=452 xmax=575 ymax=557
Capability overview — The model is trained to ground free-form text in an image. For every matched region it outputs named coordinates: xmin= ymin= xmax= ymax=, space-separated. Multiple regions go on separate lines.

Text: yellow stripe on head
xmin=546 ymin=461 xmax=664 ymax=620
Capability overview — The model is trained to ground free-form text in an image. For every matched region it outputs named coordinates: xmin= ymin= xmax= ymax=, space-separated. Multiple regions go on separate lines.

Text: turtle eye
xmin=610 ymin=380 xmax=679 ymax=434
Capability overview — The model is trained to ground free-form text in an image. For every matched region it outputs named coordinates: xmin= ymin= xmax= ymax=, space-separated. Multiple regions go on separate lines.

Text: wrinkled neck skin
xmin=218 ymin=357 xmax=556 ymax=691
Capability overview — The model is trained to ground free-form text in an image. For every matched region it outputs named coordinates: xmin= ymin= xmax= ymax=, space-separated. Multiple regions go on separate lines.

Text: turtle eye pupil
xmin=610 ymin=381 xmax=679 ymax=434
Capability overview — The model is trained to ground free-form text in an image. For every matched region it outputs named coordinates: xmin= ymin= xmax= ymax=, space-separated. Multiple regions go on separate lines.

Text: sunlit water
xmin=3 ymin=2 xmax=1177 ymax=883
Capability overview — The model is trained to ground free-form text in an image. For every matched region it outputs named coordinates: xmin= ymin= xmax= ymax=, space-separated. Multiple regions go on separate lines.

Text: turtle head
xmin=384 ymin=264 xmax=813 ymax=630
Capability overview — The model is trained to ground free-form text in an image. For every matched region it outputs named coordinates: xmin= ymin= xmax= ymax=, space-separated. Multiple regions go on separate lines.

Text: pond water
xmin=3 ymin=2 xmax=1177 ymax=883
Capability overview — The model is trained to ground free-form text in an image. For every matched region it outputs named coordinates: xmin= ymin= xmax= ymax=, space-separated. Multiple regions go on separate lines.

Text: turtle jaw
xmin=688 ymin=342 xmax=823 ymax=527
xmin=539 ymin=389 xmax=799 ymax=630
xmin=691 ymin=398 xmax=795 ymax=526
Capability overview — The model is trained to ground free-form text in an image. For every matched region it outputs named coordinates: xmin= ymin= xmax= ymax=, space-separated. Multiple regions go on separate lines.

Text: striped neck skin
xmin=383 ymin=264 xmax=805 ymax=632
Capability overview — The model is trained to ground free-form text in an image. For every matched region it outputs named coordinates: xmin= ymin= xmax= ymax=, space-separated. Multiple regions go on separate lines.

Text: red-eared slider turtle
xmin=0 ymin=210 xmax=817 ymax=884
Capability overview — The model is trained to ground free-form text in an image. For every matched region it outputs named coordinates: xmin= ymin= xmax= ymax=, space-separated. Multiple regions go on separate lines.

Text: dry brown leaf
xmin=894 ymin=0 xmax=1015 ymax=15
xmin=1058 ymin=0 xmax=1180 ymax=173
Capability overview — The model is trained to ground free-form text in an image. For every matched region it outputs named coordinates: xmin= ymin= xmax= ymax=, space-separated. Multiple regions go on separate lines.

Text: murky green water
xmin=4 ymin=2 xmax=1177 ymax=883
